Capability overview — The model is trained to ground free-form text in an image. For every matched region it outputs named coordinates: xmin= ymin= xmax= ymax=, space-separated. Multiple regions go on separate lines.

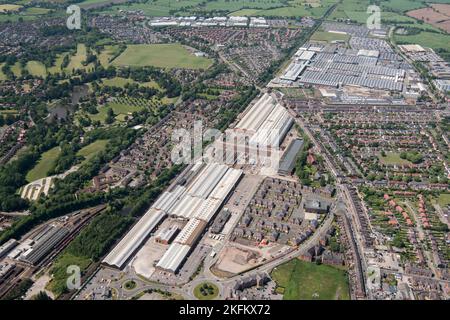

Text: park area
xmin=378 ymin=152 xmax=411 ymax=166
xmin=112 ymin=44 xmax=213 ymax=69
xmin=271 ymin=259 xmax=350 ymax=300
xmin=193 ymin=282 xmax=219 ymax=300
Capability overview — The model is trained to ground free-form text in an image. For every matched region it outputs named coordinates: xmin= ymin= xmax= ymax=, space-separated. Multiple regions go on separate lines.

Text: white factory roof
xmin=249 ymin=104 xmax=293 ymax=147
xmin=187 ymin=163 xmax=228 ymax=199
xmin=170 ymin=194 xmax=204 ymax=219
xmin=103 ymin=208 xmax=166 ymax=268
xmin=151 ymin=185 xmax=186 ymax=212
xmin=236 ymin=93 xmax=277 ymax=132
xmin=298 ymin=50 xmax=315 ymax=61
xmin=357 ymin=49 xmax=379 ymax=58
xmin=280 ymin=61 xmax=307 ymax=81
xmin=156 ymin=243 xmax=191 ymax=273
xmin=193 ymin=198 xmax=222 ymax=222
xmin=208 ymin=168 xmax=242 ymax=201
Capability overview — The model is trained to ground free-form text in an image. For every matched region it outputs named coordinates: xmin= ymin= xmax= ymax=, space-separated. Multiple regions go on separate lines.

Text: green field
xmin=11 ymin=62 xmax=22 ymax=77
xmin=271 ymin=259 xmax=350 ymax=300
xmin=112 ymin=44 xmax=213 ymax=70
xmin=26 ymin=146 xmax=61 ymax=182
xmin=76 ymin=139 xmax=109 ymax=165
xmin=0 ymin=63 xmax=6 ymax=81
xmin=378 ymin=152 xmax=411 ymax=166
xmin=98 ymin=45 xmax=121 ymax=67
xmin=310 ymin=30 xmax=350 ymax=42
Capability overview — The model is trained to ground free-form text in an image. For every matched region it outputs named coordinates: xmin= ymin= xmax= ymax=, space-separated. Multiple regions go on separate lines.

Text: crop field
xmin=112 ymin=44 xmax=213 ymax=69
xmin=77 ymin=139 xmax=109 ymax=165
xmin=406 ymin=4 xmax=450 ymax=33
xmin=26 ymin=146 xmax=61 ymax=182
xmin=271 ymin=259 xmax=350 ymax=300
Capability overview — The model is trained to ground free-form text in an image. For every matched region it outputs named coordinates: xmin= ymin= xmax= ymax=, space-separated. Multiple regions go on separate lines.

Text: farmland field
xmin=26 ymin=146 xmax=61 ymax=182
xmin=271 ymin=259 xmax=350 ymax=300
xmin=112 ymin=44 xmax=213 ymax=69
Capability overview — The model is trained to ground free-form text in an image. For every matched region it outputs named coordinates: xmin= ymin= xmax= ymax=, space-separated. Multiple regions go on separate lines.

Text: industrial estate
xmin=0 ymin=0 xmax=449 ymax=303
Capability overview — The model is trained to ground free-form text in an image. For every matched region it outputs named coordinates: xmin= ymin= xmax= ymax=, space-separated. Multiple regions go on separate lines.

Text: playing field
xmin=437 ymin=193 xmax=450 ymax=207
xmin=26 ymin=146 xmax=61 ymax=182
xmin=271 ymin=259 xmax=350 ymax=300
xmin=112 ymin=44 xmax=213 ymax=69
xmin=77 ymin=139 xmax=109 ymax=165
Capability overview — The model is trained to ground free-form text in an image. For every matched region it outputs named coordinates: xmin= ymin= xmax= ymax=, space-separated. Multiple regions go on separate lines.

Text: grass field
xmin=378 ymin=152 xmax=411 ymax=166
xmin=87 ymin=97 xmax=150 ymax=123
xmin=98 ymin=45 xmax=121 ymax=67
xmin=11 ymin=62 xmax=22 ymax=77
xmin=66 ymin=43 xmax=95 ymax=73
xmin=76 ymin=139 xmax=109 ymax=165
xmin=310 ymin=30 xmax=350 ymax=42
xmin=0 ymin=4 xmax=23 ymax=12
xmin=26 ymin=61 xmax=47 ymax=77
xmin=271 ymin=259 xmax=350 ymax=300
xmin=26 ymin=146 xmax=61 ymax=182
xmin=437 ymin=193 xmax=450 ymax=207
xmin=112 ymin=44 xmax=213 ymax=69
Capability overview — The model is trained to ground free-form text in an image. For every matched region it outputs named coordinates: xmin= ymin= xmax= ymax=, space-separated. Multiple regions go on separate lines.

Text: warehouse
xmin=156 ymin=243 xmax=191 ymax=273
xmin=103 ymin=208 xmax=166 ymax=269
xmin=278 ymin=139 xmax=304 ymax=176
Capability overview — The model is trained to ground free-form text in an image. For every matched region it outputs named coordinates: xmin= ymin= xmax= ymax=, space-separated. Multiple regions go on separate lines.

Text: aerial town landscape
xmin=0 ymin=0 xmax=449 ymax=304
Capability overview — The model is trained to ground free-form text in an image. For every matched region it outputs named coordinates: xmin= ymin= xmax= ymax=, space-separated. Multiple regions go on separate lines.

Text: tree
xmin=105 ymin=108 xmax=115 ymax=124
